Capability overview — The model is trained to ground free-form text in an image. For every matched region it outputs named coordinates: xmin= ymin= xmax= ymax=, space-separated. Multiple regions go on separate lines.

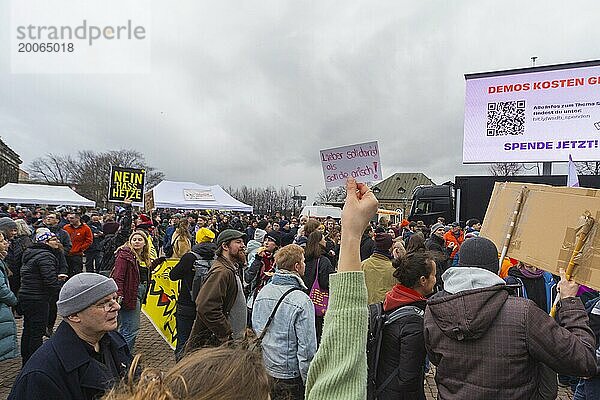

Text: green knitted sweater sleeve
xmin=305 ymin=271 xmax=368 ymax=400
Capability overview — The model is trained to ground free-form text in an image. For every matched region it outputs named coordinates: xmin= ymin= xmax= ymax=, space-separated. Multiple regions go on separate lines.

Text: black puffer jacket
xmin=378 ymin=298 xmax=427 ymax=400
xmin=18 ymin=243 xmax=62 ymax=301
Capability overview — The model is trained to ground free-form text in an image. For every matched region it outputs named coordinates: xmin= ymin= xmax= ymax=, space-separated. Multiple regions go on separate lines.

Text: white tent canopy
xmin=0 ymin=183 xmax=96 ymax=207
xmin=148 ymin=180 xmax=253 ymax=212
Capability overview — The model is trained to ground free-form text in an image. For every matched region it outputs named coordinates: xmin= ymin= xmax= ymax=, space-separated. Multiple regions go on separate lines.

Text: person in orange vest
xmin=443 ymin=222 xmax=464 ymax=266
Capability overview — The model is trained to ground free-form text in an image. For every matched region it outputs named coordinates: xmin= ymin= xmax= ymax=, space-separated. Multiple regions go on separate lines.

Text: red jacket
xmin=63 ymin=223 xmax=93 ymax=255
xmin=111 ymin=247 xmax=140 ymax=310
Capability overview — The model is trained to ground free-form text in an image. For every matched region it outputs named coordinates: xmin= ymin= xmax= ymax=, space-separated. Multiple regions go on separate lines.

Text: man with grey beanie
xmin=424 ymin=236 xmax=596 ymax=400
xmin=9 ymin=273 xmax=132 ymax=400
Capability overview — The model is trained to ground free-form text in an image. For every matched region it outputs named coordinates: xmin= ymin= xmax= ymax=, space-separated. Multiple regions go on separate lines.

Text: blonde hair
xmin=14 ymin=219 xmax=32 ymax=236
xmin=103 ymin=347 xmax=270 ymax=400
xmin=118 ymin=230 xmax=150 ymax=266
xmin=274 ymin=244 xmax=304 ymax=271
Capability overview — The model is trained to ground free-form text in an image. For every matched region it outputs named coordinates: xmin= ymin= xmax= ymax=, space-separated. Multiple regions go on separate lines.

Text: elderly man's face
xmin=76 ymin=293 xmax=120 ymax=334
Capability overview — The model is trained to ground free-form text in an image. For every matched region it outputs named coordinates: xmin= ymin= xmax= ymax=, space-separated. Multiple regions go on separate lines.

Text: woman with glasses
xmin=18 ymin=228 xmax=64 ymax=365
xmin=111 ymin=230 xmax=151 ymax=352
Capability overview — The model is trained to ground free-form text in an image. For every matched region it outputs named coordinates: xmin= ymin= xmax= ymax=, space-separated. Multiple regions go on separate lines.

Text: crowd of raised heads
xmin=1 ymin=179 xmax=599 ymax=400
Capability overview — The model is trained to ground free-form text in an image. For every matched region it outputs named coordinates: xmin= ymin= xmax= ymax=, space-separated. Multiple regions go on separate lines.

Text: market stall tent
xmin=0 ymin=183 xmax=96 ymax=206
xmin=146 ymin=180 xmax=253 ymax=212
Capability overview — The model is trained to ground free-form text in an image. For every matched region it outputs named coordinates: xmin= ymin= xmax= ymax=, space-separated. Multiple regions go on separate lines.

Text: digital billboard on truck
xmin=463 ymin=60 xmax=600 ymax=163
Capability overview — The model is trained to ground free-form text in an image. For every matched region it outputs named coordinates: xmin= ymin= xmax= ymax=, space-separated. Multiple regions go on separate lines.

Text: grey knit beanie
xmin=457 ymin=237 xmax=499 ymax=273
xmin=57 ymin=273 xmax=118 ymax=316
xmin=0 ymin=217 xmax=17 ymax=234
xmin=430 ymin=223 xmax=445 ymax=235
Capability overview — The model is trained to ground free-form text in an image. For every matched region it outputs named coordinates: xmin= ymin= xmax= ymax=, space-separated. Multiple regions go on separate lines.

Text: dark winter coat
xmin=8 ymin=321 xmax=131 ymax=400
xmin=425 ymin=283 xmax=596 ymax=399
xmin=302 ymin=255 xmax=335 ymax=292
xmin=18 ymin=243 xmax=62 ymax=301
xmin=0 ymin=260 xmax=18 ymax=361
xmin=5 ymin=234 xmax=32 ymax=276
xmin=111 ymin=247 xmax=140 ymax=310
xmin=360 ymin=234 xmax=375 ymax=262
xmin=378 ymin=285 xmax=427 ymax=400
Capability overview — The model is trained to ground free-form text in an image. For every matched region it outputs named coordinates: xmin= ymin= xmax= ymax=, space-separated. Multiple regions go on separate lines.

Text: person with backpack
xmin=169 ymin=242 xmax=216 ymax=361
xmin=367 ymin=252 xmax=436 ymax=400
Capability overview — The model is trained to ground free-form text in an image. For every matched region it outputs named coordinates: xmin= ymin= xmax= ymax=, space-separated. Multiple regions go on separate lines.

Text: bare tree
xmin=28 ymin=153 xmax=75 ymax=184
xmin=28 ymin=149 xmax=164 ymax=207
xmin=315 ymin=187 xmax=346 ymax=204
xmin=488 ymin=163 xmax=524 ymax=176
xmin=576 ymin=161 xmax=600 ymax=175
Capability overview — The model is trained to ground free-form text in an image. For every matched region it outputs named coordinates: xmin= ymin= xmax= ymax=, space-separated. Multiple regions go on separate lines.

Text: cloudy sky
xmin=1 ymin=1 xmax=598 ymax=200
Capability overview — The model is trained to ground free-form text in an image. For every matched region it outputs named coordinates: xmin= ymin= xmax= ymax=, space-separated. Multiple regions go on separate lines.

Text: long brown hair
xmin=103 ymin=347 xmax=271 ymax=400
xmin=304 ymin=230 xmax=325 ymax=260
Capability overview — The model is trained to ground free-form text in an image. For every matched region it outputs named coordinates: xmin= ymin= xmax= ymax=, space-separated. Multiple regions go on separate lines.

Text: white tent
xmin=300 ymin=205 xmax=342 ymax=219
xmin=0 ymin=183 xmax=96 ymax=206
xmin=147 ymin=180 xmax=253 ymax=212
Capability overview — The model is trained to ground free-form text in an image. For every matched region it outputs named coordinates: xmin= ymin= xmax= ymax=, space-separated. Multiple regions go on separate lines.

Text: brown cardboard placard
xmin=481 ymin=182 xmax=600 ymax=290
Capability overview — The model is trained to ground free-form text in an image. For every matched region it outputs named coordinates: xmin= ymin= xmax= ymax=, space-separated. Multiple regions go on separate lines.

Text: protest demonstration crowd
xmin=0 ymin=177 xmax=598 ymax=400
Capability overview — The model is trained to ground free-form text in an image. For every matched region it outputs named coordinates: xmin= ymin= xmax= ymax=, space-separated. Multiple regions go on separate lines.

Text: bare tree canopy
xmin=488 ymin=162 xmax=524 ymax=176
xmin=315 ymin=187 xmax=346 ymax=204
xmin=225 ymin=185 xmax=298 ymax=215
xmin=28 ymin=149 xmax=164 ymax=207
xmin=576 ymin=161 xmax=600 ymax=175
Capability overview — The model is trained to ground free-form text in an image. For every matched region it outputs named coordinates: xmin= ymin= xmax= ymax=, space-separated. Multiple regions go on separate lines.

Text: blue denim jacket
xmin=252 ymin=271 xmax=317 ymax=382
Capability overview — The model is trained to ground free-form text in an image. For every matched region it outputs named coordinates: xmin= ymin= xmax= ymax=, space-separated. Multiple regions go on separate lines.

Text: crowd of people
xmin=0 ymin=179 xmax=598 ymax=399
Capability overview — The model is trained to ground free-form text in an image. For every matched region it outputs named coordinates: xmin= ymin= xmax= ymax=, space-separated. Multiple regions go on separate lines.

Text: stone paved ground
xmin=0 ymin=315 xmax=574 ymax=399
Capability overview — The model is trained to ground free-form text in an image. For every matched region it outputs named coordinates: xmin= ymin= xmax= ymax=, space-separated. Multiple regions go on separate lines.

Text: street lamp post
xmin=288 ymin=184 xmax=302 ymax=217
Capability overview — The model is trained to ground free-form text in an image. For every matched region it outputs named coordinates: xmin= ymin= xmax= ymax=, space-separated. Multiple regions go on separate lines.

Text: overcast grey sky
xmin=1 ymin=1 xmax=598 ymax=199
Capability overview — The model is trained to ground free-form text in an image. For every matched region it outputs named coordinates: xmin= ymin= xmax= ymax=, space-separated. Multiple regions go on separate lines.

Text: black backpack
xmin=189 ymin=251 xmax=214 ymax=301
xmin=366 ymin=302 xmax=424 ymax=400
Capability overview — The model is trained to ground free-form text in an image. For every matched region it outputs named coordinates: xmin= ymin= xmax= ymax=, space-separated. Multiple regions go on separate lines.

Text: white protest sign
xmin=320 ymin=141 xmax=381 ymax=188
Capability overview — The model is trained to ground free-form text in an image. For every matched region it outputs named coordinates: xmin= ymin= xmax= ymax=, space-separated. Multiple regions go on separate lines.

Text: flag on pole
xmin=567 ymin=154 xmax=580 ymax=188
xmin=141 ymin=259 xmax=179 ymax=350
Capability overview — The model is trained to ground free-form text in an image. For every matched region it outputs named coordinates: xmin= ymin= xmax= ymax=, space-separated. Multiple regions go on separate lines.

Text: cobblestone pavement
xmin=0 ymin=315 xmax=575 ymax=399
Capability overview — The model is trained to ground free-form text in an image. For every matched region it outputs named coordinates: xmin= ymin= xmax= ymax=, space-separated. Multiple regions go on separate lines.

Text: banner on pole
xmin=141 ymin=259 xmax=179 ymax=350
xmin=108 ymin=166 xmax=145 ymax=203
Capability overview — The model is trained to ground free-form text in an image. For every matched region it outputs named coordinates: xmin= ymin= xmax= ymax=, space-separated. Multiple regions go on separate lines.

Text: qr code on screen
xmin=486 ymin=100 xmax=526 ymax=136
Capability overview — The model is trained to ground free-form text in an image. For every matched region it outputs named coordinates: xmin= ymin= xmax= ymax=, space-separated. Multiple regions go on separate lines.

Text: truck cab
xmin=408 ymin=184 xmax=455 ymax=226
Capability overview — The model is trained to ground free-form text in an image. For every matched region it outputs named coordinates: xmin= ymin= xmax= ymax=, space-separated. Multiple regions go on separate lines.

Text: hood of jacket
xmin=442 ymin=266 xmax=506 ymax=295
xmin=191 ymin=242 xmax=216 ymax=259
xmin=246 ymin=240 xmax=262 ymax=255
xmin=115 ymin=246 xmax=137 ymax=263
xmin=428 ymin=267 xmax=509 ymax=341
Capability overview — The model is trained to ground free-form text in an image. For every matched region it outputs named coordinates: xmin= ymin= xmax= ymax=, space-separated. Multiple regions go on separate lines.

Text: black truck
xmin=409 ymin=175 xmax=600 ymax=226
